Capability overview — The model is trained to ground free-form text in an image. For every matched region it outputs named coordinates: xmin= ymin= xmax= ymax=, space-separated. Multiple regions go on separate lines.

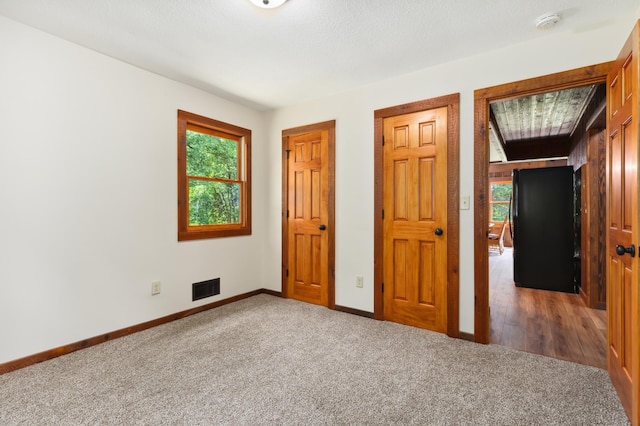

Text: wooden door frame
xmin=281 ymin=120 xmax=336 ymax=309
xmin=473 ymin=63 xmax=613 ymax=343
xmin=374 ymin=94 xmax=460 ymax=338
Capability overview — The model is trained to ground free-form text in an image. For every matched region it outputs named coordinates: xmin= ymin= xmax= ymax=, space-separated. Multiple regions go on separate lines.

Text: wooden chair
xmin=488 ymin=216 xmax=508 ymax=255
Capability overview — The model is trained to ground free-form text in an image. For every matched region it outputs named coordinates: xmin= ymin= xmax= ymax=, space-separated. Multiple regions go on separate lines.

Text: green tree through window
xmin=187 ymin=130 xmax=240 ymax=225
xmin=490 ymin=182 xmax=512 ymax=222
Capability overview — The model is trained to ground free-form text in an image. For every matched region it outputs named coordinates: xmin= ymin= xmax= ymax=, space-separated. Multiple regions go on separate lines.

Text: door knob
xmin=615 ymin=244 xmax=635 ymax=257
xmin=434 ymin=228 xmax=443 ymax=236
xmin=318 ymin=224 xmax=326 ymax=231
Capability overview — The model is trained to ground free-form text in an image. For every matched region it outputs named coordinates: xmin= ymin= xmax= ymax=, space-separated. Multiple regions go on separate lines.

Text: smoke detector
xmin=535 ymin=13 xmax=561 ymax=30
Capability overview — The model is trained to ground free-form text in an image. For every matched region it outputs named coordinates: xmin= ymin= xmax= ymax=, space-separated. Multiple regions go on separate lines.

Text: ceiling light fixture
xmin=535 ymin=12 xmax=561 ymax=30
xmin=249 ymin=0 xmax=287 ymax=9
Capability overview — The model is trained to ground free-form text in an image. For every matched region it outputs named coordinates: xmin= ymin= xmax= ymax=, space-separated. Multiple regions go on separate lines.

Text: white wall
xmin=263 ymin=15 xmax=639 ymax=332
xmin=2 ymin=13 xmax=638 ymax=365
xmin=0 ymin=16 xmax=268 ymax=363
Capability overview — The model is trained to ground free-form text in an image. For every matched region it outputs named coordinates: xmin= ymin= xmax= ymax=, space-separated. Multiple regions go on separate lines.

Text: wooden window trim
xmin=177 ymin=110 xmax=252 ymax=241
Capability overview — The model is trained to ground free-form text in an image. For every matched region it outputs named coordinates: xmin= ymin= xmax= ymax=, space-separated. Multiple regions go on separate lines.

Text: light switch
xmin=461 ymin=195 xmax=470 ymax=210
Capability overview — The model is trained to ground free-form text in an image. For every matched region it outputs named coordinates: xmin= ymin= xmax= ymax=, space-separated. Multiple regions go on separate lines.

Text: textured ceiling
xmin=0 ymin=0 xmax=637 ymax=110
xmin=492 ymin=85 xmax=597 ymax=142
xmin=488 ymin=85 xmax=599 ymax=162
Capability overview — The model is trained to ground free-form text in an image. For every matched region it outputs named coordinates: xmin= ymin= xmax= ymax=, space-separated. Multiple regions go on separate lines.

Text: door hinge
xmin=382 ymin=135 xmax=385 ymax=146
xmin=286 ymin=210 xmax=289 ymax=218
xmin=286 ymin=269 xmax=289 ymax=277
xmin=285 ymin=149 xmax=291 ymax=159
xmin=382 ymin=209 xmax=384 ymax=219
xmin=382 ymin=283 xmax=384 ymax=293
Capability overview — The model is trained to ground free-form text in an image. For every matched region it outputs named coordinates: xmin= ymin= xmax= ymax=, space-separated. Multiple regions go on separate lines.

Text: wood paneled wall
xmin=489 ymin=158 xmax=567 ymax=177
xmin=566 ymin=88 xmax=606 ymax=309
xmin=575 ymin=129 xmax=606 ymax=309
xmin=567 ymin=84 xmax=606 ymax=168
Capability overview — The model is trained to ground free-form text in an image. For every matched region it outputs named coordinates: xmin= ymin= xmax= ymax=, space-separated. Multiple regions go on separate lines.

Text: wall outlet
xmin=356 ymin=275 xmax=364 ymax=288
xmin=151 ymin=281 xmax=161 ymax=295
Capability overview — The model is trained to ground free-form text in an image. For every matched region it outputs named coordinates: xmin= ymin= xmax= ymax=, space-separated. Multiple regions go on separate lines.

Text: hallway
xmin=489 ymin=248 xmax=607 ymax=369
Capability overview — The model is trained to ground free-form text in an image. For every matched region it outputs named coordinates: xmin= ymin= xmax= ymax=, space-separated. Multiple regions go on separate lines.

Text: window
xmin=490 ymin=181 xmax=512 ymax=222
xmin=178 ymin=110 xmax=251 ymax=240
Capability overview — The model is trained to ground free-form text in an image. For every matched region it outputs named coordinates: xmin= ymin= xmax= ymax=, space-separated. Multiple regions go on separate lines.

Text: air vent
xmin=192 ymin=278 xmax=220 ymax=301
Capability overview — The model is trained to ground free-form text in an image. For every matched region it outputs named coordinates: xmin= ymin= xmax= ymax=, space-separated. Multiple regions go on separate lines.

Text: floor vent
xmin=192 ymin=278 xmax=220 ymax=301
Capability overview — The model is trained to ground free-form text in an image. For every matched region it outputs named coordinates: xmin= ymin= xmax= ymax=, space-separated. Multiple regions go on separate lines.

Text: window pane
xmin=492 ymin=203 xmax=509 ymax=222
xmin=186 ymin=130 xmax=238 ymax=180
xmin=491 ymin=183 xmax=512 ymax=202
xmin=189 ymin=179 xmax=240 ymax=225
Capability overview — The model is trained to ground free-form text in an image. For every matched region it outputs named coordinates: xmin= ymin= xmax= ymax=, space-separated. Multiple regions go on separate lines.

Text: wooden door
xmin=382 ymin=107 xmax=448 ymax=332
xmin=606 ymin=21 xmax=639 ymax=423
xmin=283 ymin=122 xmax=335 ymax=307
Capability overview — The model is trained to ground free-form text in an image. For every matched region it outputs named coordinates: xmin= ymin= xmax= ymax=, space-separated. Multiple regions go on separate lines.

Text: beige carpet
xmin=0 ymin=294 xmax=629 ymax=425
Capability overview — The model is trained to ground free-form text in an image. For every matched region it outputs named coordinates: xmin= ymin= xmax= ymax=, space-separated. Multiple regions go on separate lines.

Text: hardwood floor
xmin=489 ymin=247 xmax=607 ymax=369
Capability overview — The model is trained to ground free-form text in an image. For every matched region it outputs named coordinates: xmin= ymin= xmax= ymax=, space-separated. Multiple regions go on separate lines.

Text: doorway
xmin=486 ymin=82 xmax=608 ymax=367
xmin=473 ymin=63 xmax=613 ymax=344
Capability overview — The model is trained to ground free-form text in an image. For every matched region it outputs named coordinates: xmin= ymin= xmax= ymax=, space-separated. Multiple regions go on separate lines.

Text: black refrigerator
xmin=512 ymin=166 xmax=576 ymax=293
